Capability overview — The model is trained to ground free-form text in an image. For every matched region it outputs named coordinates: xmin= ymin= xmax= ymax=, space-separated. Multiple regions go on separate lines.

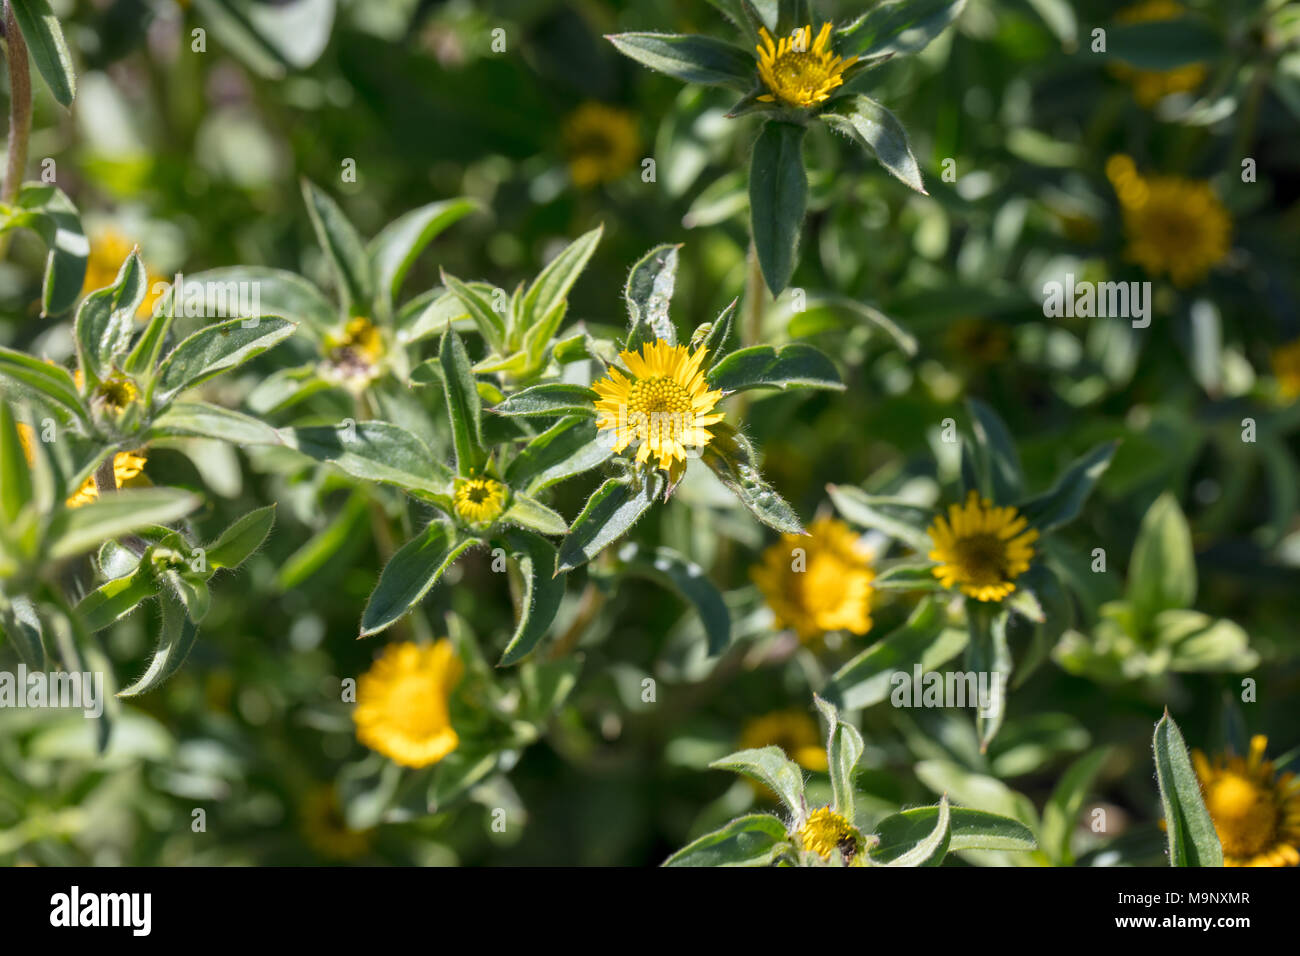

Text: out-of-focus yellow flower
xmin=83 ymin=228 xmax=166 ymax=319
xmin=299 ymin=785 xmax=373 ymax=861
xmin=1109 ymin=1 xmax=1207 ymax=108
xmin=1106 ymin=154 xmax=1230 ymax=287
xmin=563 ymin=102 xmax=641 ymax=189
xmin=18 ymin=423 xmax=148 ymax=509
xmin=1192 ymin=735 xmax=1300 ymax=867
xmin=756 ymin=22 xmax=856 ymax=109
xmin=453 ymin=476 xmax=507 ymax=527
xmin=928 ymin=491 xmax=1038 ymax=603
xmin=1270 ymin=339 xmax=1300 ymax=401
xmin=322 ymin=316 xmax=386 ymax=387
xmin=752 ymin=515 xmax=876 ymax=642
xmin=354 ymin=640 xmax=462 ymax=769
xmin=797 ymin=806 xmax=864 ymax=864
xmin=740 ymin=710 xmax=828 ymax=772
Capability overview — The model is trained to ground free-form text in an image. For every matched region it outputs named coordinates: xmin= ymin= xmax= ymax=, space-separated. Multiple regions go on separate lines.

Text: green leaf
xmin=710 ymin=746 xmax=806 ymax=815
xmin=1106 ymin=16 xmax=1221 ymax=71
xmin=557 ymin=475 xmax=663 ymax=573
xmin=205 ymin=504 xmax=276 ymax=570
xmin=874 ymin=795 xmax=951 ymax=866
xmin=155 ymin=317 xmax=297 ymax=400
xmin=150 ymin=401 xmax=284 ymax=447
xmin=1039 ymin=747 xmax=1111 ymax=866
xmin=616 ymin=543 xmax=730 ymax=655
xmin=181 ymin=267 xmax=335 ymax=333
xmin=10 ymin=0 xmax=77 ymax=106
xmin=440 ymin=271 xmax=506 ymax=351
xmin=821 ymin=95 xmax=926 ymax=194
xmin=1153 ymin=711 xmax=1223 ymax=867
xmin=4 ymin=185 xmax=89 ymax=316
xmin=77 ymin=563 xmax=159 ymax=632
xmin=702 ymin=423 xmax=802 ymax=533
xmin=837 ymin=0 xmax=967 ymax=58
xmin=826 ymin=597 xmax=952 ymax=709
xmin=0 ymin=402 xmax=33 ymax=523
xmin=967 ymin=397 xmax=1024 ymax=502
xmin=369 ymin=198 xmax=479 ymax=310
xmin=117 ymin=593 xmax=199 ymax=698
xmin=1128 ymin=493 xmax=1197 ymax=632
xmin=873 ymin=805 xmax=1035 ymax=861
xmin=0 ymin=346 xmax=85 ymax=419
xmin=504 ymin=417 xmax=614 ymax=495
xmin=439 ymin=328 xmax=486 ymax=474
xmin=663 ymin=814 xmax=790 ymax=867
xmin=749 ymin=121 xmax=807 ymax=296
xmin=283 ymin=421 xmax=454 ymax=499
xmin=1018 ymin=440 xmax=1117 ymax=532
xmin=501 ymin=493 xmax=568 ymax=537
xmin=0 ymin=596 xmax=46 ymax=669
xmin=360 ymin=522 xmax=476 ymax=637
xmin=74 ymin=248 xmax=147 ymax=384
xmin=605 ymin=33 xmax=755 ymax=90
xmin=276 ymin=491 xmax=369 ymax=590
xmin=814 ymin=695 xmax=863 ymax=821
xmin=624 ymin=243 xmax=680 ymax=347
xmin=491 ymin=384 xmax=597 ymax=419
xmin=966 ymin=606 xmax=1012 ymax=751
xmin=497 ymin=531 xmax=565 ymax=666
xmin=520 ymin=225 xmax=602 ymax=345
xmin=48 ymin=489 xmax=201 ymax=561
xmin=705 ymin=343 xmax=843 ymax=393
xmin=301 ymin=179 xmax=373 ymax=313
xmin=1156 ymin=611 xmax=1257 ymax=672
xmin=826 ymin=485 xmax=934 ymax=551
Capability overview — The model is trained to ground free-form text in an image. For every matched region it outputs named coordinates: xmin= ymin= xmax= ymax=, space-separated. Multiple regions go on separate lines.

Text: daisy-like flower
xmin=927 ymin=491 xmax=1039 ymax=603
xmin=751 ymin=515 xmax=876 ymax=641
xmin=756 ymin=22 xmax=857 ymax=109
xmin=1270 ymin=339 xmax=1300 ymax=401
xmin=83 ymin=228 xmax=166 ymax=319
xmin=797 ymin=806 xmax=865 ymax=864
xmin=75 ymin=369 xmax=141 ymax=418
xmin=453 ymin=476 xmax=508 ymax=527
xmin=563 ymin=102 xmax=642 ymax=189
xmin=740 ymin=710 xmax=828 ymax=772
xmin=1106 ymin=154 xmax=1231 ymax=287
xmin=323 ymin=316 xmax=386 ymax=384
xmin=592 ymin=340 xmax=725 ymax=474
xmin=1193 ymin=735 xmax=1300 ymax=867
xmin=17 ymin=423 xmax=148 ymax=509
xmin=1109 ymin=1 xmax=1207 ymax=108
xmin=298 ymin=785 xmax=373 ymax=861
xmin=354 ymin=640 xmax=463 ymax=769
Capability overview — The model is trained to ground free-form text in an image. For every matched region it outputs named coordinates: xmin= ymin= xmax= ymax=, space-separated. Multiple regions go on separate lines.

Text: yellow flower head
xmin=563 ymin=102 xmax=642 ymax=189
xmin=797 ymin=806 xmax=864 ymax=864
xmin=592 ymin=340 xmax=725 ymax=473
xmin=740 ymin=710 xmax=828 ymax=772
xmin=1270 ymin=339 xmax=1300 ymax=401
xmin=76 ymin=368 xmax=140 ymax=417
xmin=756 ymin=22 xmax=857 ymax=109
xmin=83 ymin=228 xmax=165 ymax=319
xmin=1193 ymin=735 xmax=1300 ymax=867
xmin=1106 ymin=154 xmax=1231 ymax=287
xmin=354 ymin=640 xmax=463 ymax=769
xmin=1110 ymin=1 xmax=1207 ymax=107
xmin=453 ymin=476 xmax=508 ymax=526
xmin=324 ymin=317 xmax=386 ymax=382
xmin=928 ymin=491 xmax=1038 ymax=603
xmin=752 ymin=515 xmax=876 ymax=641
xmin=66 ymin=451 xmax=149 ymax=508
xmin=299 ymin=785 xmax=373 ymax=860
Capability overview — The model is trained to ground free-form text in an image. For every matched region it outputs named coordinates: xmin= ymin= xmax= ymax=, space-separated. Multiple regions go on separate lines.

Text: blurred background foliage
xmin=1 ymin=0 xmax=1298 ymax=866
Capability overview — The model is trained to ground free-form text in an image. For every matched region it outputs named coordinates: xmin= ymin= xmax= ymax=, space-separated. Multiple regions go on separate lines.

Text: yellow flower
xmin=354 ymin=640 xmax=462 ymax=768
xmin=928 ymin=491 xmax=1038 ymax=603
xmin=563 ymin=102 xmax=642 ymax=189
xmin=756 ymin=22 xmax=857 ymax=109
xmin=323 ymin=317 xmax=386 ymax=383
xmin=1109 ymin=1 xmax=1207 ymax=108
xmin=592 ymin=339 xmax=725 ymax=473
xmin=83 ymin=228 xmax=165 ymax=319
xmin=740 ymin=710 xmax=828 ymax=772
xmin=1271 ymin=339 xmax=1300 ymax=401
xmin=299 ymin=785 xmax=373 ymax=861
xmin=453 ymin=476 xmax=507 ymax=526
xmin=1106 ymin=154 xmax=1231 ymax=287
xmin=66 ymin=452 xmax=149 ymax=508
xmin=797 ymin=806 xmax=864 ymax=864
xmin=1192 ymin=735 xmax=1300 ymax=867
xmin=18 ymin=423 xmax=148 ymax=508
xmin=752 ymin=515 xmax=875 ymax=641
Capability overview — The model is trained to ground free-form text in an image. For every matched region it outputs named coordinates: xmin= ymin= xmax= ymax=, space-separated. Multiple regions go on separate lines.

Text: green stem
xmin=742 ymin=238 xmax=766 ymax=348
xmin=0 ymin=0 xmax=32 ymax=261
